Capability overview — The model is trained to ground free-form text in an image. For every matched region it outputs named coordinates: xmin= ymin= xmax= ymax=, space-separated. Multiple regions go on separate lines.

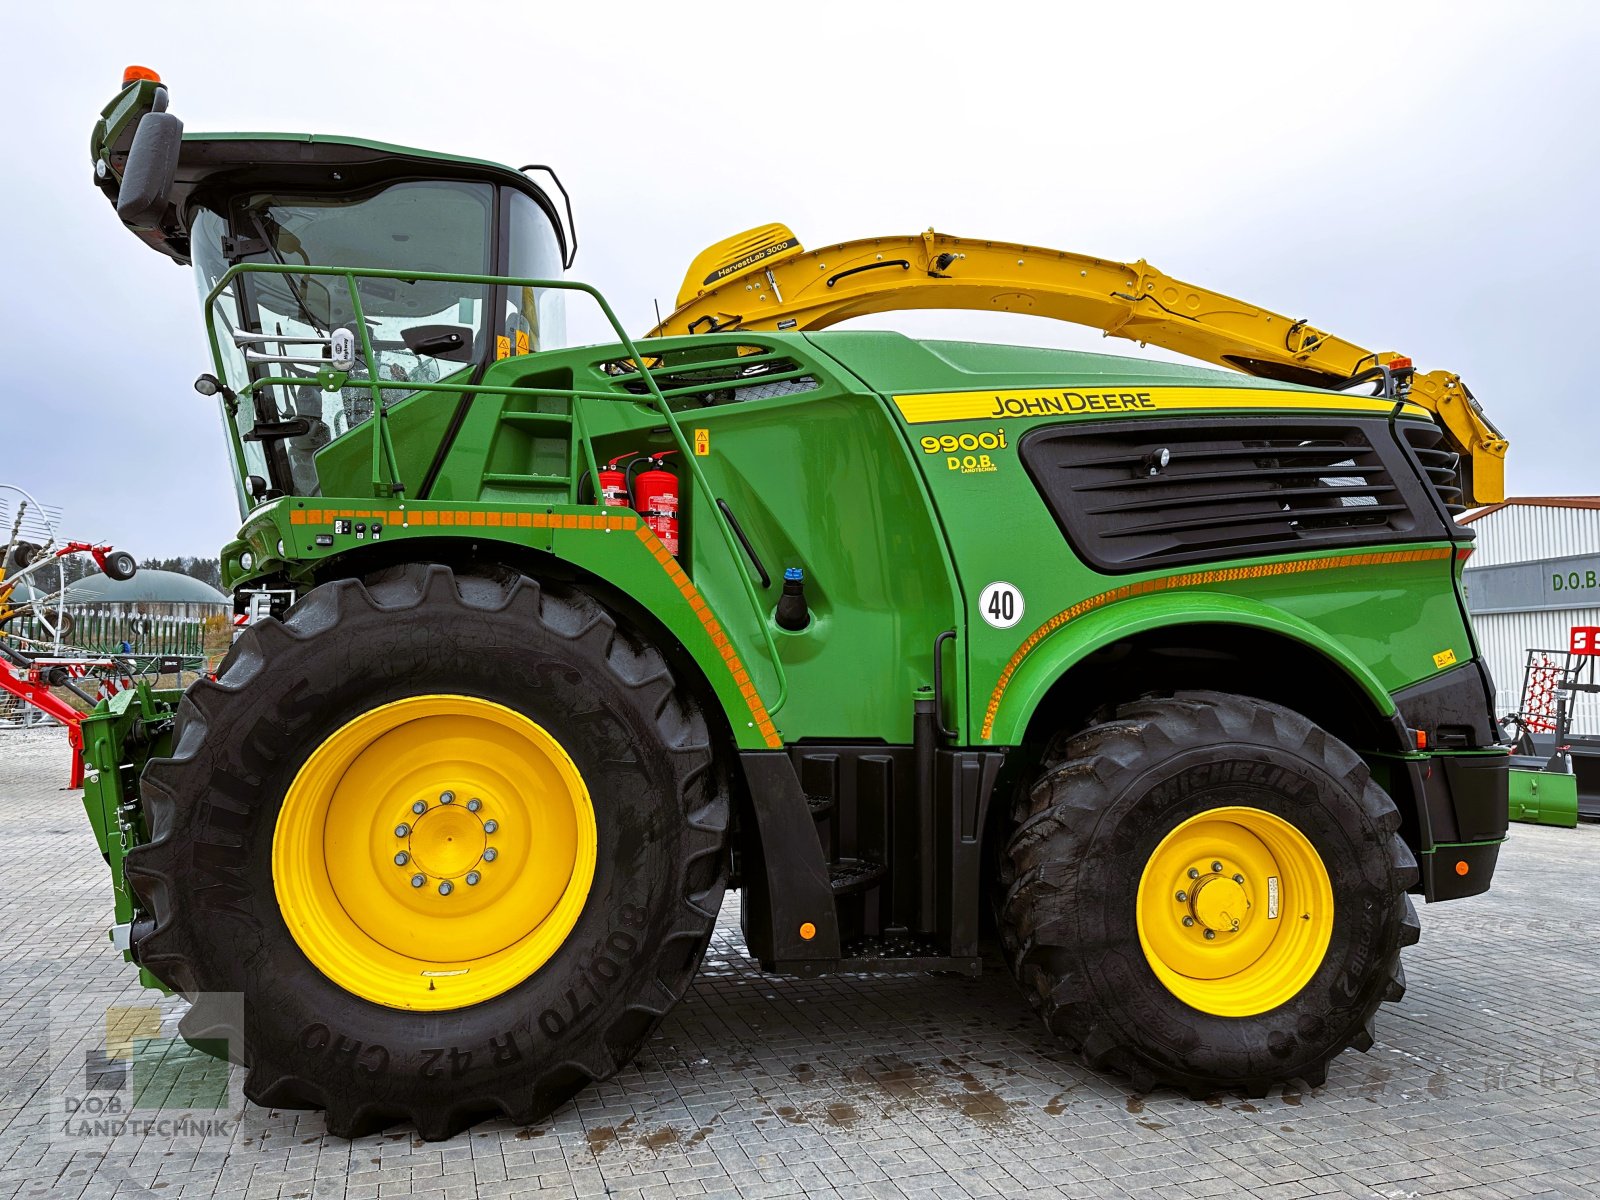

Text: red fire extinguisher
xmin=629 ymin=452 xmax=680 ymax=555
xmin=597 ymin=453 xmax=634 ymax=508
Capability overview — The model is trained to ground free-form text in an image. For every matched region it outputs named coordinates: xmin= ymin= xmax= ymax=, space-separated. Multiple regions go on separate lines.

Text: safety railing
xmin=202 ymin=263 xmax=789 ymax=714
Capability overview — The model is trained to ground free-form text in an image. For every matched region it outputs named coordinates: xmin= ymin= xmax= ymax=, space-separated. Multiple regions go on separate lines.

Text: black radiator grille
xmin=1399 ymin=422 xmax=1467 ymax=515
xmin=1020 ymin=417 xmax=1450 ymax=572
xmin=597 ymin=344 xmax=818 ymax=406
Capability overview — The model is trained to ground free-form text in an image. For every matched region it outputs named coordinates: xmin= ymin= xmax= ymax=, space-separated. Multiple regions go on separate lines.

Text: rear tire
xmin=997 ymin=690 xmax=1418 ymax=1095
xmin=127 ymin=564 xmax=728 ymax=1139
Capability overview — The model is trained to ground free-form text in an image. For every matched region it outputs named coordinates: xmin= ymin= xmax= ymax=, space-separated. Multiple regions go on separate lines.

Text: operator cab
xmin=92 ymin=76 xmax=572 ymax=500
xmin=193 ymin=161 xmax=567 ymax=497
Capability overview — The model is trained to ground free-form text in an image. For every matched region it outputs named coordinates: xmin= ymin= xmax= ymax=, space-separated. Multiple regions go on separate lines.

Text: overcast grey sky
xmin=3 ymin=1 xmax=1596 ymax=557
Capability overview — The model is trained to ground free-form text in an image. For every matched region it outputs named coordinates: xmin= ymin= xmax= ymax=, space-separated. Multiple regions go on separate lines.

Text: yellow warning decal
xmin=1433 ymin=648 xmax=1458 ymax=669
xmin=694 ymin=428 xmax=711 ymax=456
xmin=893 ymin=386 xmax=1432 ymax=425
xmin=495 ymin=335 xmax=511 ymax=361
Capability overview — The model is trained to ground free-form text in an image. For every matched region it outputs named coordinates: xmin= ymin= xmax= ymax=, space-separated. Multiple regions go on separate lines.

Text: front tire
xmin=127 ymin=564 xmax=728 ymax=1139
xmin=998 ymin=690 xmax=1418 ymax=1095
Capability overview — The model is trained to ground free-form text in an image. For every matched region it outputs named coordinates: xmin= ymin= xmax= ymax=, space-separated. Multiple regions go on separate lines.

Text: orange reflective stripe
xmin=980 ymin=547 xmax=1454 ymax=740
xmin=634 ymin=524 xmax=780 ymax=747
xmin=278 ymin=504 xmax=780 ymax=746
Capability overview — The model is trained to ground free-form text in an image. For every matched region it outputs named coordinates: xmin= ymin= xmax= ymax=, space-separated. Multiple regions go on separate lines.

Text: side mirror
xmin=116 ymin=110 xmax=184 ymax=230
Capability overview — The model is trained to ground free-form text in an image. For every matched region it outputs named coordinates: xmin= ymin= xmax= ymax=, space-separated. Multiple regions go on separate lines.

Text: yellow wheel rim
xmin=1135 ymin=806 xmax=1334 ymax=1017
xmin=273 ymin=694 xmax=597 ymax=1010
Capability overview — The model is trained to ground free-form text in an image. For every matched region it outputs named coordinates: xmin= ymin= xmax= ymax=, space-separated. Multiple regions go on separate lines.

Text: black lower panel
xmin=1376 ymin=748 xmax=1508 ymax=900
xmin=737 ymin=746 xmax=1004 ymax=975
xmin=1421 ymin=839 xmax=1500 ymax=901
xmin=1392 ymin=662 xmax=1499 ymax=750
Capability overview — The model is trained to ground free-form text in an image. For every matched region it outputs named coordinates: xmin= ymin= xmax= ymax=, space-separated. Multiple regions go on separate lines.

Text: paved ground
xmin=2 ymin=726 xmax=1598 ymax=1200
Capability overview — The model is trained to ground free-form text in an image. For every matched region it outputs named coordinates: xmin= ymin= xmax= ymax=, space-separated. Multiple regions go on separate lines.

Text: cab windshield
xmin=191 ymin=177 xmax=567 ymax=499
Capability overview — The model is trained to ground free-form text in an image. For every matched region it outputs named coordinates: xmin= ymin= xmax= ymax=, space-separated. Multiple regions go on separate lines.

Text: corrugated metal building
xmin=1461 ymin=498 xmax=1600 ymax=734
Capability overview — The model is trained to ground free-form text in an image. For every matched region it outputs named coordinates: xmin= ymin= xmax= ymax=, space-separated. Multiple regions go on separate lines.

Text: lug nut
xmin=1204 ymin=929 xmax=1216 ymax=940
xmin=483 ymin=847 xmax=498 ymax=862
xmin=410 ymin=874 xmax=425 ymax=888
xmin=1187 ymin=867 xmax=1199 ymax=879
xmin=466 ymin=871 xmax=481 ymax=886
xmin=440 ymin=790 xmax=455 ymax=804
xmin=1233 ymin=873 xmax=1245 ymax=884
xmin=1182 ymin=916 xmax=1195 ymax=927
xmin=412 ymin=801 xmax=427 ymax=815
xmin=438 ymin=880 xmax=453 ymax=896
xmin=394 ymin=851 xmax=409 ymax=866
xmin=467 ymin=798 xmax=481 ymax=813
xmin=483 ymin=819 xmax=498 ymax=834
xmin=394 ymin=823 xmax=411 ymax=838
xmin=1211 ymin=861 xmax=1223 ymax=873
xmin=1175 ymin=890 xmax=1188 ymax=902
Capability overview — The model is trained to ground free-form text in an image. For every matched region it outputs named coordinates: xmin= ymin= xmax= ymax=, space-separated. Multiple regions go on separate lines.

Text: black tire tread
xmin=995 ymin=689 xmax=1418 ymax=1097
xmin=127 ymin=564 xmax=728 ymax=1139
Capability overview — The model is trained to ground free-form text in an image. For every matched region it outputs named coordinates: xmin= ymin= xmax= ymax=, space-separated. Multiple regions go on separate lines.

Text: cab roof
xmin=139 ymin=132 xmax=562 ymax=265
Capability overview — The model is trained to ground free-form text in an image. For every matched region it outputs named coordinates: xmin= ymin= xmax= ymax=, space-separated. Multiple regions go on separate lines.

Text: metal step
xmin=829 ymin=860 xmax=886 ymax=895
xmin=480 ymin=472 xmax=571 ymax=487
xmin=497 ymin=410 xmax=573 ymax=427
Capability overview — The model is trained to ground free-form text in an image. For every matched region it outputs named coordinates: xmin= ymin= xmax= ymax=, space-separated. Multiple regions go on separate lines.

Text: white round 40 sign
xmin=978 ymin=581 xmax=1025 ymax=629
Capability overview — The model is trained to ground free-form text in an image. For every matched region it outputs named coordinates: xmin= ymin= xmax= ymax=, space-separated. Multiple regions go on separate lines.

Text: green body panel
xmin=222 ymin=323 xmax=961 ymax=747
xmin=986 ymin=588 xmax=1398 ymax=746
xmin=1508 ymin=766 xmax=1580 ymax=827
xmin=577 ymin=371 xmax=956 ymax=746
xmin=219 ymin=321 xmax=1476 ymax=751
xmin=311 ymin=389 xmax=460 ymax=503
xmin=230 ymin=498 xmax=783 ymax=750
xmin=79 ymin=685 xmax=180 ymax=990
xmin=809 ymin=332 xmax=1322 ymax=395
xmin=949 ymin=547 xmax=1467 ymax=747
xmin=804 ymin=332 xmax=1473 ymax=745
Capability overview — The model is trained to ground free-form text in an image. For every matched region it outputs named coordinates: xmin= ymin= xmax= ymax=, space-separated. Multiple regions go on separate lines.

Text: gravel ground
xmin=2 ymin=724 xmax=1599 ymax=1200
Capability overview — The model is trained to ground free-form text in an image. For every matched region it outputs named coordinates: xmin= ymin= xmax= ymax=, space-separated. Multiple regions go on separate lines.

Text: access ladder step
xmin=480 ymin=473 xmax=572 ymax=487
xmin=829 ymin=860 xmax=887 ymax=895
xmin=497 ymin=411 xmax=573 ymax=426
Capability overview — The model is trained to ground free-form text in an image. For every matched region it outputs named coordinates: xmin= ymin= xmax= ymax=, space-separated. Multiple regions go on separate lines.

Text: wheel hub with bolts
xmin=394 ymin=791 xmax=498 ymax=894
xmin=1169 ymin=853 xmax=1253 ymax=947
xmin=1187 ymin=864 xmax=1247 ymax=935
xmin=1136 ymin=805 xmax=1335 ymax=1016
xmin=273 ymin=693 xmax=597 ymax=1010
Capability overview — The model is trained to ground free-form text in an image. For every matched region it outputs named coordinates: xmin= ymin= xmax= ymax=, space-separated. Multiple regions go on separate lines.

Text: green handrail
xmin=202 ymin=262 xmax=789 ymax=715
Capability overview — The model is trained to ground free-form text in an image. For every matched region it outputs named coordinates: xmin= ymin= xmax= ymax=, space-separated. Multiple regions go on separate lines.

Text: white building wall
xmin=1465 ymin=504 xmax=1600 ymax=567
